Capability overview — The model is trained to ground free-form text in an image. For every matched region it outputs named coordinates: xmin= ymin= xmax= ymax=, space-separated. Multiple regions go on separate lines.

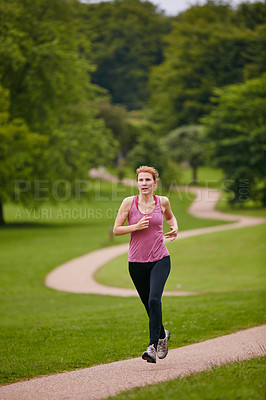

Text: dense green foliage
xmin=0 ymin=86 xmax=46 ymax=211
xmin=0 ymin=0 xmax=118 ymax=223
xmin=128 ymin=134 xmax=167 ymax=174
xmin=97 ymin=102 xmax=138 ymax=158
xmin=161 ymin=126 xmax=205 ymax=183
xmin=80 ymin=0 xmax=170 ymax=109
xmin=202 ymin=73 xmax=266 ymax=205
xmin=1 ymin=0 xmax=93 ymax=131
xmin=149 ymin=1 xmax=266 ymax=130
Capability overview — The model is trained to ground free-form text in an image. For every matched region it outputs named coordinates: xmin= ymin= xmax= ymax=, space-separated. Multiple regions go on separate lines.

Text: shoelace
xmin=157 ymin=338 xmax=167 ymax=351
xmin=148 ymin=344 xmax=155 ymax=352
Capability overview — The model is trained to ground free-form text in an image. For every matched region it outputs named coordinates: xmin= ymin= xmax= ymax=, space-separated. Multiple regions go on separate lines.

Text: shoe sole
xmin=157 ymin=331 xmax=171 ymax=360
xmin=142 ymin=352 xmax=156 ymax=363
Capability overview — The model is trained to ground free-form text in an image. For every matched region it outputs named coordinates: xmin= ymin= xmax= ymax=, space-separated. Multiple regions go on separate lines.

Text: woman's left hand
xmin=164 ymin=226 xmax=178 ymax=241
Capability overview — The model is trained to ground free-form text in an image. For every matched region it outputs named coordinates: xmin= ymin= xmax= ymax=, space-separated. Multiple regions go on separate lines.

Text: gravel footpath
xmin=0 ymin=325 xmax=265 ymax=400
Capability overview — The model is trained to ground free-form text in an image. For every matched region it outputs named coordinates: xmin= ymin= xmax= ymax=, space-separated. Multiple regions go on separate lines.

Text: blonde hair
xmin=136 ymin=166 xmax=159 ymax=181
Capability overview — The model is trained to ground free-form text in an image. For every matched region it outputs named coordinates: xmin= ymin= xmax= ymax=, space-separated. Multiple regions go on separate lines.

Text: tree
xmin=0 ymin=0 xmax=119 ymax=221
xmin=236 ymin=1 xmax=266 ymax=30
xmin=128 ymin=134 xmax=167 ymax=176
xmin=80 ymin=0 xmax=171 ymax=109
xmin=0 ymin=86 xmax=46 ymax=224
xmin=97 ymin=102 xmax=135 ymax=160
xmin=148 ymin=1 xmax=266 ymax=131
xmin=202 ymin=73 xmax=266 ymax=205
xmin=161 ymin=126 xmax=205 ymax=183
xmin=0 ymin=0 xmax=87 ymax=131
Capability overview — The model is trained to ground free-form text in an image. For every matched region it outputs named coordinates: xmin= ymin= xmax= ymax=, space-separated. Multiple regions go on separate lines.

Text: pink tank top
xmin=128 ymin=195 xmax=169 ymax=262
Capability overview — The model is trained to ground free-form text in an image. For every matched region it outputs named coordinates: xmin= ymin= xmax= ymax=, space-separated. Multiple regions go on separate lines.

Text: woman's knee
xmin=148 ymin=297 xmax=161 ymax=310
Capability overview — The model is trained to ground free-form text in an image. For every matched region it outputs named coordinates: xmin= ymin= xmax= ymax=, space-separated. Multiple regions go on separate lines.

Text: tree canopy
xmin=0 ymin=0 xmax=118 ymax=223
xmin=0 ymin=85 xmax=47 ymax=224
xmin=80 ymin=0 xmax=171 ymax=109
xmin=202 ymin=73 xmax=266 ymax=205
xmin=148 ymin=1 xmax=266 ymax=131
xmin=161 ymin=126 xmax=205 ymax=183
xmin=128 ymin=134 xmax=167 ymax=175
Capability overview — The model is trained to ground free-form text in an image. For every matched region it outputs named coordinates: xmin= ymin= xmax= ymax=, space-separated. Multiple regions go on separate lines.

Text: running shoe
xmin=157 ymin=329 xmax=170 ymax=359
xmin=142 ymin=344 xmax=157 ymax=363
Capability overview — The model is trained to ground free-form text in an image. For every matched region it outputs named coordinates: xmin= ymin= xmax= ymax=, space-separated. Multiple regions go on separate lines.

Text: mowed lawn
xmin=0 ymin=180 xmax=265 ymax=388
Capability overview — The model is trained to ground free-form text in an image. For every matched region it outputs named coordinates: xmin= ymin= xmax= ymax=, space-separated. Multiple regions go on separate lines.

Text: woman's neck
xmin=139 ymin=193 xmax=154 ymax=204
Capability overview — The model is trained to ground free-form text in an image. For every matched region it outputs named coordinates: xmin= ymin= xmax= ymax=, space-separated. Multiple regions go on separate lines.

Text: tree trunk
xmin=0 ymin=200 xmax=5 ymax=225
xmin=192 ymin=166 xmax=198 ymax=184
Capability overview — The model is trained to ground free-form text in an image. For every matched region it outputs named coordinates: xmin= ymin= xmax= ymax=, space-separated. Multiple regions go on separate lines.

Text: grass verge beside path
xmin=107 ymin=357 xmax=266 ymax=400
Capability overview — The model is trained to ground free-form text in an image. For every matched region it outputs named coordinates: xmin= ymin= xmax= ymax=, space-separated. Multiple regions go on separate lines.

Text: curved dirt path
xmin=45 ymin=169 xmax=266 ymax=296
xmin=1 ymin=325 xmax=265 ymax=400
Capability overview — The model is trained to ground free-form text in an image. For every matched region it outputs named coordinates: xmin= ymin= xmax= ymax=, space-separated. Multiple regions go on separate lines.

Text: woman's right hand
xmin=135 ymin=216 xmax=152 ymax=231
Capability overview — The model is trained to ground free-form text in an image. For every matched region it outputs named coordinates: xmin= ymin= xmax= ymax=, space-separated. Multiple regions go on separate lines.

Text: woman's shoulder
xmin=123 ymin=195 xmax=135 ymax=202
xmin=121 ymin=196 xmax=134 ymax=208
xmin=157 ymin=195 xmax=170 ymax=213
xmin=157 ymin=195 xmax=170 ymax=206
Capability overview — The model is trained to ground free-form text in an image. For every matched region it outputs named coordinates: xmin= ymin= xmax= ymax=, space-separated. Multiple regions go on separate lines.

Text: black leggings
xmin=129 ymin=255 xmax=171 ymax=349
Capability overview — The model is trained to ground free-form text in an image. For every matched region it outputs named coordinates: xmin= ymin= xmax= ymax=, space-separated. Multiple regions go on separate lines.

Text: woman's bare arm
xmin=161 ymin=196 xmax=178 ymax=241
xmin=113 ymin=197 xmax=151 ymax=236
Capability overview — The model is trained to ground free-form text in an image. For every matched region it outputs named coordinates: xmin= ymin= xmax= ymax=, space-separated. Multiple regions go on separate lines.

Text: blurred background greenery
xmin=0 ymin=0 xmax=266 ymax=225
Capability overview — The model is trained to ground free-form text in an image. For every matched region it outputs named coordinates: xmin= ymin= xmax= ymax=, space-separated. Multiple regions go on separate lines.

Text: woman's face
xmin=137 ymin=172 xmax=156 ymax=195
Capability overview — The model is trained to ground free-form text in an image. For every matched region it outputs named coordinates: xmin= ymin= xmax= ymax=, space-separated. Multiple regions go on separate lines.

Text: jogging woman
xmin=113 ymin=165 xmax=178 ymax=363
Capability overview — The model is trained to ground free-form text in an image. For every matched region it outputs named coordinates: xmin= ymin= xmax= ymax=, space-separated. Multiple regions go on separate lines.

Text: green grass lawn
xmin=216 ymin=197 xmax=266 ymax=218
xmin=95 ymin=224 xmax=266 ymax=292
xmin=0 ymin=179 xmax=265 ymax=387
xmin=107 ymin=357 xmax=266 ymax=400
xmin=180 ymin=166 xmax=225 ymax=188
